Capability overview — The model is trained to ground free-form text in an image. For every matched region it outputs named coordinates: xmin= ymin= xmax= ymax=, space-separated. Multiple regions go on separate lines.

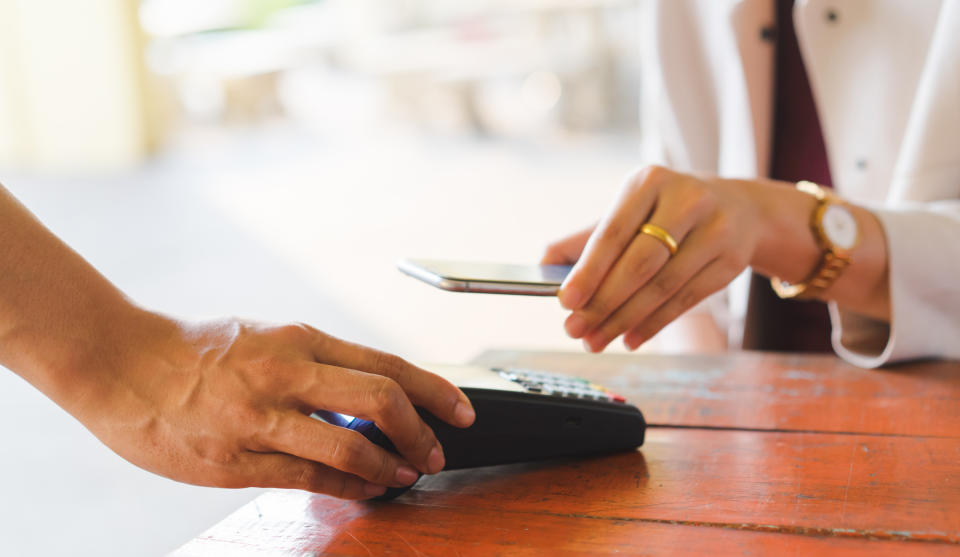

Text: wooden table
xmin=172 ymin=351 xmax=960 ymax=556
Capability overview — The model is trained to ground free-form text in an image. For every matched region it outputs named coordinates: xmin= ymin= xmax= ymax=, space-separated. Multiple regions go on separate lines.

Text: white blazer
xmin=641 ymin=0 xmax=960 ymax=367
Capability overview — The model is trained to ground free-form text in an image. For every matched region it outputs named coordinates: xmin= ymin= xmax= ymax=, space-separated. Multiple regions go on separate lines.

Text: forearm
xmin=748 ymin=179 xmax=891 ymax=321
xmin=0 ymin=184 xmax=162 ymax=413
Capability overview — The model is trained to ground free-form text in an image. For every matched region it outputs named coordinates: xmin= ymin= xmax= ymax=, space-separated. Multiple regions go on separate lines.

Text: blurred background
xmin=0 ymin=0 xmax=668 ymax=554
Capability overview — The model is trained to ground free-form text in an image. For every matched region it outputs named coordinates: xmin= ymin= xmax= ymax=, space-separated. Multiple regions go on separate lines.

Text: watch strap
xmin=771 ymin=251 xmax=851 ymax=299
xmin=769 ymin=181 xmax=853 ymax=300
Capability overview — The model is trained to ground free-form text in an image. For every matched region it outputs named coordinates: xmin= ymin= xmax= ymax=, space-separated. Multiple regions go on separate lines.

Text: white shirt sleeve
xmin=829 ymin=203 xmax=960 ymax=368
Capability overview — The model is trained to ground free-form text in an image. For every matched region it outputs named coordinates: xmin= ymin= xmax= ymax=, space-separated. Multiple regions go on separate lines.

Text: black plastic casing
xmin=431 ymin=388 xmax=646 ymax=469
xmin=345 ymin=388 xmax=646 ymax=500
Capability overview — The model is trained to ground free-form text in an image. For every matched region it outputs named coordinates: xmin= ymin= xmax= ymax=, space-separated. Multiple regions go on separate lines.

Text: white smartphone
xmin=398 ymin=258 xmax=572 ymax=296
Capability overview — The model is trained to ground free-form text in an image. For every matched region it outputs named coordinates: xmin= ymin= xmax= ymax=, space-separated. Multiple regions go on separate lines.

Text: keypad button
xmin=497 ymin=367 xmax=626 ymax=403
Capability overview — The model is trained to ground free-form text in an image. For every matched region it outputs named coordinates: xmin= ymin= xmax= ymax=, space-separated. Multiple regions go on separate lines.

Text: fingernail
xmin=583 ymin=338 xmax=602 ymax=353
xmin=454 ymin=400 xmax=476 ymax=426
xmin=396 ymin=466 xmax=420 ymax=485
xmin=565 ymin=314 xmax=588 ymax=338
xmin=559 ymin=285 xmax=583 ymax=309
xmin=427 ymin=446 xmax=445 ymax=474
xmin=364 ymin=483 xmax=387 ymax=497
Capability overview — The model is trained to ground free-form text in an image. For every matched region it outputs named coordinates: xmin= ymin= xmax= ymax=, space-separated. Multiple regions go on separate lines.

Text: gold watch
xmin=771 ymin=181 xmax=860 ymax=299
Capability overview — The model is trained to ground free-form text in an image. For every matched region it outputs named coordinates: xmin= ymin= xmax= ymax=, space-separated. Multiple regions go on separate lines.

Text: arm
xmin=0 ymin=184 xmax=475 ymax=498
xmin=543 ymin=166 xmax=891 ymax=354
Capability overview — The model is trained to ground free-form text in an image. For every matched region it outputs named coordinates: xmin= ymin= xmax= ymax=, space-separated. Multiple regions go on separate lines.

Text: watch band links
xmin=771 ymin=250 xmax=850 ymax=299
xmin=769 ymin=180 xmax=855 ymax=300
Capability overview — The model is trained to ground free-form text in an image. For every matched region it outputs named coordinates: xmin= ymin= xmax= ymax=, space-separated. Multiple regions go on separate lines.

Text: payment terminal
xmin=315 ymin=364 xmax=646 ymax=499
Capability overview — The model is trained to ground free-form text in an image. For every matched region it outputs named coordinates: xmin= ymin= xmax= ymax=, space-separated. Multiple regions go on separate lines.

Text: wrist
xmin=747 ymin=179 xmax=822 ymax=282
xmin=33 ymin=302 xmax=186 ymax=421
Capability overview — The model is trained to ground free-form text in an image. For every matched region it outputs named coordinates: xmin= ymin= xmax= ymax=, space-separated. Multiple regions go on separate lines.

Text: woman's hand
xmin=65 ymin=313 xmax=476 ymax=500
xmin=544 ymin=166 xmax=794 ymax=352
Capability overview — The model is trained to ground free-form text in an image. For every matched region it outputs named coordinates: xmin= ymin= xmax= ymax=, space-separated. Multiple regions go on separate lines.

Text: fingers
xmin=623 ymin=256 xmax=737 ymax=349
xmin=305 ymin=327 xmax=475 ymax=429
xmin=266 ymin=412 xmax=424 ymax=488
xmin=563 ymin=233 xmax=668 ymax=339
xmin=581 ymin=244 xmax=717 ymax=352
xmin=240 ymin=452 xmax=387 ymax=499
xmin=558 ymin=168 xmax=666 ymax=310
xmin=558 ymin=167 xmax=730 ymax=350
xmin=294 ymin=363 xmax=446 ymax=475
xmin=541 ymin=226 xmax=595 ymax=265
xmin=574 ymin=213 xmax=721 ymax=350
xmin=563 ymin=196 xmax=699 ymax=340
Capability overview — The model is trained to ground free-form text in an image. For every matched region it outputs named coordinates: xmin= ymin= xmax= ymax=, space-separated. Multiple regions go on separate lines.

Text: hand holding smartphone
xmin=398 ymin=259 xmax=572 ymax=296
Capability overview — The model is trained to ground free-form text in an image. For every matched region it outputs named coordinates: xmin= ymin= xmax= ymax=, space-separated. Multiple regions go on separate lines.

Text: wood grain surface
xmin=173 ymin=490 xmax=959 ymax=557
xmin=172 ymin=352 xmax=960 ymax=556
xmin=410 ymin=428 xmax=959 ymax=542
xmin=472 ymin=350 xmax=960 ymax=437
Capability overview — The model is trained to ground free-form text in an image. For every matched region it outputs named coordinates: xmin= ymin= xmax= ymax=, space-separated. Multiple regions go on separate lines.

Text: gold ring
xmin=639 ymin=223 xmax=678 ymax=255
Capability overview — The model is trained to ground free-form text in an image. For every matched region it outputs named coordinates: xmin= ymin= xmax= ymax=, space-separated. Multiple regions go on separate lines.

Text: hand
xmin=67 ymin=313 xmax=476 ymax=500
xmin=545 ymin=166 xmax=775 ymax=352
xmin=0 ymin=184 xmax=476 ymax=500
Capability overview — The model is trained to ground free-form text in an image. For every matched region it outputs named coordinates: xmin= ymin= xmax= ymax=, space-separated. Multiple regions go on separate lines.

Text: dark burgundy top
xmin=741 ymin=0 xmax=833 ymax=352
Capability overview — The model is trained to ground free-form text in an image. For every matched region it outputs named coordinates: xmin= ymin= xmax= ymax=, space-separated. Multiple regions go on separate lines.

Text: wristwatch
xmin=771 ymin=181 xmax=860 ymax=299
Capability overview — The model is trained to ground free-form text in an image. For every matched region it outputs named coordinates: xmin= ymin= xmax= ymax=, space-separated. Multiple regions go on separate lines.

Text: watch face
xmin=822 ymin=204 xmax=859 ymax=250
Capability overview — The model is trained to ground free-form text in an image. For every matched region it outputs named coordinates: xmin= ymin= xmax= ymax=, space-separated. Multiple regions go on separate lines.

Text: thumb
xmin=541 ymin=226 xmax=596 ymax=265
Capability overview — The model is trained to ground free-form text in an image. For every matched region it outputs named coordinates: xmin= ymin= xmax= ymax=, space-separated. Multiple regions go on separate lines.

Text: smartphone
xmin=398 ymin=258 xmax=572 ymax=296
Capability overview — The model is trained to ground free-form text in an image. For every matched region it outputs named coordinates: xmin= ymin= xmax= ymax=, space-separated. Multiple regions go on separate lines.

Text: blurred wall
xmin=0 ymin=0 xmax=158 ymax=173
